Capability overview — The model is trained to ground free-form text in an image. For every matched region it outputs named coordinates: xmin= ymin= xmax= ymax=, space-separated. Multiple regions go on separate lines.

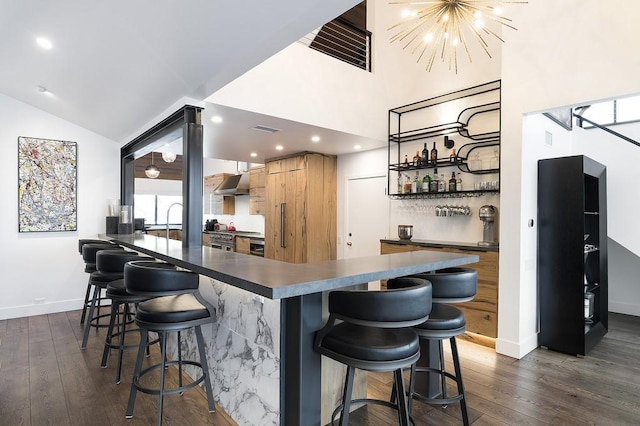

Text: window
xmin=134 ymin=195 xmax=183 ymax=225
xmin=581 ymin=95 xmax=640 ymax=128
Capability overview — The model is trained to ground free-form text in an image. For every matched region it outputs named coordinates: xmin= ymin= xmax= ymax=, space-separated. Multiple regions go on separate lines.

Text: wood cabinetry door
xmin=235 ymin=236 xmax=251 ymax=254
xmin=265 ymin=168 xmax=306 ymax=263
xmin=203 ymin=173 xmax=235 ymax=215
xmin=249 ymin=166 xmax=265 ymax=215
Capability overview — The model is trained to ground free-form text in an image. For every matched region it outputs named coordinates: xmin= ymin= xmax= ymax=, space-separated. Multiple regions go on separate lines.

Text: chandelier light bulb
xmin=388 ymin=0 xmax=527 ymax=73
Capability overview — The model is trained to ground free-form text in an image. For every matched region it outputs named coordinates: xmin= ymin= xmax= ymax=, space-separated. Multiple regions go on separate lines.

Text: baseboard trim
xmin=609 ymin=301 xmax=640 ymax=317
xmin=0 ymin=299 xmax=84 ymax=320
xmin=495 ymin=332 xmax=539 ymax=359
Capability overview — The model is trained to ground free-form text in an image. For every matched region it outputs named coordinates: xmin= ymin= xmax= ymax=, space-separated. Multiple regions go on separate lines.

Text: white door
xmin=344 ymin=174 xmax=389 ymax=260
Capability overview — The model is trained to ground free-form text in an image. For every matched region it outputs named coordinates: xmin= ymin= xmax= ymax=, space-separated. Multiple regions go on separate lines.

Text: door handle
xmin=280 ymin=203 xmax=286 ymax=248
xmin=346 ymin=242 xmax=353 ymax=246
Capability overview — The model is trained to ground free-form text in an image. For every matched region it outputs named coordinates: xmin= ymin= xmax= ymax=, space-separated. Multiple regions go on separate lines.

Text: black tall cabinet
xmin=538 ymin=155 xmax=608 ymax=356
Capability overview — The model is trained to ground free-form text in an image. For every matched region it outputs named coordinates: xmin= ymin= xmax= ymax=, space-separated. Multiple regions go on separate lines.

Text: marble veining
xmin=165 ymin=277 xmax=281 ymax=426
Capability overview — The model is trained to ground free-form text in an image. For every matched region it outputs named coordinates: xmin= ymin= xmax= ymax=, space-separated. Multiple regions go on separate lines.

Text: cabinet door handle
xmin=280 ymin=203 xmax=286 ymax=248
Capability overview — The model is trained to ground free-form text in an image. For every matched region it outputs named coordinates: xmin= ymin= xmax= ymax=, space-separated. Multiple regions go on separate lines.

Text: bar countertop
xmin=381 ymin=238 xmax=499 ymax=252
xmin=104 ymin=233 xmax=479 ymax=300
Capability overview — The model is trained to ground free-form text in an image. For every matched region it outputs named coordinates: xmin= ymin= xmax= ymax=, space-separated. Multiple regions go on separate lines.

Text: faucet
xmin=166 ymin=203 xmax=182 ymax=240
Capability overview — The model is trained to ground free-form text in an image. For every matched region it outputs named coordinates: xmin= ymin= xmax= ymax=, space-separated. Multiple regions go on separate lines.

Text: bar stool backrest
xmin=412 ymin=267 xmax=477 ymax=303
xmin=328 ymin=280 xmax=432 ymax=328
xmin=82 ymin=243 xmax=122 ymax=264
xmin=96 ymin=250 xmax=149 ymax=273
xmin=124 ymin=260 xmax=198 ymax=297
xmin=78 ymin=239 xmax=116 ymax=254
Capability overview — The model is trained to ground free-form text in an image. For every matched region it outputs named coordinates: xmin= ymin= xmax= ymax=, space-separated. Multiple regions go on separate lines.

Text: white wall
xmin=207 ymin=2 xmax=501 ymax=144
xmin=0 ymin=93 xmax=120 ymax=320
xmin=572 ymin=121 xmax=640 ymax=315
xmin=498 ymin=1 xmax=640 ymax=358
xmin=336 ymin=146 xmax=497 ymax=259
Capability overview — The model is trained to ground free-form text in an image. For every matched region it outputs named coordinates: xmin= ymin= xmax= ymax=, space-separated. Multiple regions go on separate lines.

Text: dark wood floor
xmin=0 ymin=309 xmax=236 ymax=425
xmin=2 ymin=311 xmax=640 ymax=425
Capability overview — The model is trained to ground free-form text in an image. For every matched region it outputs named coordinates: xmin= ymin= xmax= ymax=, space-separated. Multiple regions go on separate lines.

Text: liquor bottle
xmin=412 ymin=172 xmax=421 ymax=193
xmin=438 ymin=173 xmax=446 ymax=193
xmin=430 ymin=142 xmax=438 ymax=165
xmin=403 ymin=154 xmax=409 ymax=168
xmin=450 ymin=148 xmax=457 ymax=163
xmin=449 ymin=172 xmax=457 ymax=192
xmin=456 ymin=173 xmax=462 ymax=191
xmin=422 ymin=173 xmax=431 ymax=193
xmin=413 ymin=150 xmax=421 ymax=167
xmin=429 ymin=170 xmax=439 ymax=192
xmin=421 ymin=143 xmax=429 ymax=166
xmin=403 ymin=174 xmax=412 ymax=194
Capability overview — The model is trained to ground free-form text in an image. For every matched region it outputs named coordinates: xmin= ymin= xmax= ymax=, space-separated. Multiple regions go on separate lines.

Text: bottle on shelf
xmin=403 ymin=174 xmax=412 ymax=194
xmin=429 ymin=169 xmax=439 ymax=193
xmin=403 ymin=154 xmax=409 ymax=168
xmin=413 ymin=150 xmax=421 ymax=167
xmin=456 ymin=173 xmax=462 ymax=191
xmin=430 ymin=142 xmax=438 ymax=165
xmin=422 ymin=172 xmax=431 ymax=193
xmin=412 ymin=172 xmax=421 ymax=193
xmin=450 ymin=148 xmax=457 ymax=163
xmin=438 ymin=173 xmax=446 ymax=193
xmin=449 ymin=172 xmax=457 ymax=192
xmin=421 ymin=143 xmax=429 ymax=166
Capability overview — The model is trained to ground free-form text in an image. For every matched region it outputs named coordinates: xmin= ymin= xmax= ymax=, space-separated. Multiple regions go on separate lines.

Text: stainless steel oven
xmin=210 ymin=232 xmax=235 ymax=252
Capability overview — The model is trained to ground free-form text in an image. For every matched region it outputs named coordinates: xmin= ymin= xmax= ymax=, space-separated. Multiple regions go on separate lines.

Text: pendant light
xmin=145 ymin=152 xmax=160 ymax=179
xmin=162 ymin=151 xmax=176 ymax=163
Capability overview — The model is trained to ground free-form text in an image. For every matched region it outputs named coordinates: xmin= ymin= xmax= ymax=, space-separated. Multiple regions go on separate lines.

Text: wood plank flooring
xmin=1 ymin=312 xmax=639 ymax=425
xmin=0 ymin=309 xmax=236 ymax=426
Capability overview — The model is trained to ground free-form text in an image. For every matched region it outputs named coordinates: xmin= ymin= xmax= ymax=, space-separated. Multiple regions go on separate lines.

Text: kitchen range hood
xmin=214 ymin=173 xmax=249 ymax=195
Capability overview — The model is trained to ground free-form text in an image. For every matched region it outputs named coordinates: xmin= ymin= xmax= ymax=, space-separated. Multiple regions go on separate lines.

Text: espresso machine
xmin=478 ymin=205 xmax=498 ymax=246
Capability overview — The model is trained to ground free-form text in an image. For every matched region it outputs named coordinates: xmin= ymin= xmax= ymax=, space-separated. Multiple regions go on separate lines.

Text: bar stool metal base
xmin=101 ymin=301 xmax=158 ymax=384
xmin=126 ymin=325 xmax=215 ymax=425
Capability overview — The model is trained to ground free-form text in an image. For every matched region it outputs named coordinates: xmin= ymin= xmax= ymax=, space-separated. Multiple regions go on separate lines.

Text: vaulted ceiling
xmin=0 ymin=0 xmax=360 ymax=144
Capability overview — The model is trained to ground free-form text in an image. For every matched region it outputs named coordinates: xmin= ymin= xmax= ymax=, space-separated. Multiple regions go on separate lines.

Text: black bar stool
xmin=99 ymin=257 xmax=157 ymax=384
xmin=81 ymin=249 xmax=143 ymax=349
xmin=123 ymin=260 xmax=216 ymax=425
xmin=78 ymin=239 xmax=119 ymax=325
xmin=389 ymin=267 xmax=478 ymax=426
xmin=80 ymin=243 xmax=124 ymax=331
xmin=314 ymin=279 xmax=432 ymax=426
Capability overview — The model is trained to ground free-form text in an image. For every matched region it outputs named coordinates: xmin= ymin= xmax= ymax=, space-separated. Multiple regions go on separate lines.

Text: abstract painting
xmin=18 ymin=136 xmax=77 ymax=232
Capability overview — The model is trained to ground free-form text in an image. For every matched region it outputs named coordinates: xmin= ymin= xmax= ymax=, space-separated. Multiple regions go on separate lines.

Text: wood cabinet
xmin=381 ymin=241 xmax=499 ymax=341
xmin=235 ymin=236 xmax=251 ymax=254
xmin=202 ymin=232 xmax=210 ymax=246
xmin=249 ymin=166 xmax=266 ymax=215
xmin=147 ymin=229 xmax=182 ymax=241
xmin=265 ymin=153 xmax=336 ymax=263
xmin=538 ymin=155 xmax=608 ymax=356
xmin=203 ymin=173 xmax=235 ymax=215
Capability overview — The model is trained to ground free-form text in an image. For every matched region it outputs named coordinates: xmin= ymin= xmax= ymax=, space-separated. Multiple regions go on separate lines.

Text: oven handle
xmin=280 ymin=202 xmax=286 ymax=248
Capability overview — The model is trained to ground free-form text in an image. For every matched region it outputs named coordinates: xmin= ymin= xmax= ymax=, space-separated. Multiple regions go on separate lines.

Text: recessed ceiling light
xmin=311 ymin=135 xmax=321 ymax=143
xmin=250 ymin=152 xmax=258 ymax=157
xmin=211 ymin=116 xmax=223 ymax=123
xmin=354 ymin=145 xmax=362 ymax=150
xmin=275 ymin=145 xmax=284 ymax=151
xmin=36 ymin=37 xmax=53 ymax=50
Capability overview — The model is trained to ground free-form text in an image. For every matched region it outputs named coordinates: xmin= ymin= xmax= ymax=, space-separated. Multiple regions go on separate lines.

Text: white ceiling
xmin=0 ymin=0 xmax=364 ymax=161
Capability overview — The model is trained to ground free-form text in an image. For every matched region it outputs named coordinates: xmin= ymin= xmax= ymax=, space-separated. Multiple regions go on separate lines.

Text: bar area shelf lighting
xmin=388 ymin=0 xmax=527 ymax=73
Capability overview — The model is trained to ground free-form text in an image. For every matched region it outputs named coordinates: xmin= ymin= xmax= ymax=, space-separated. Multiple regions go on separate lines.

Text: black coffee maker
xmin=204 ymin=219 xmax=218 ymax=231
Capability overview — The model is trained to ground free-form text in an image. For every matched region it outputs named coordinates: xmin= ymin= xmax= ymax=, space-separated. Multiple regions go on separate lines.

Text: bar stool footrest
xmin=411 ymin=366 xmax=464 ymax=405
xmin=133 ymin=360 xmax=207 ymax=397
xmin=331 ymin=398 xmax=416 ymax=426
